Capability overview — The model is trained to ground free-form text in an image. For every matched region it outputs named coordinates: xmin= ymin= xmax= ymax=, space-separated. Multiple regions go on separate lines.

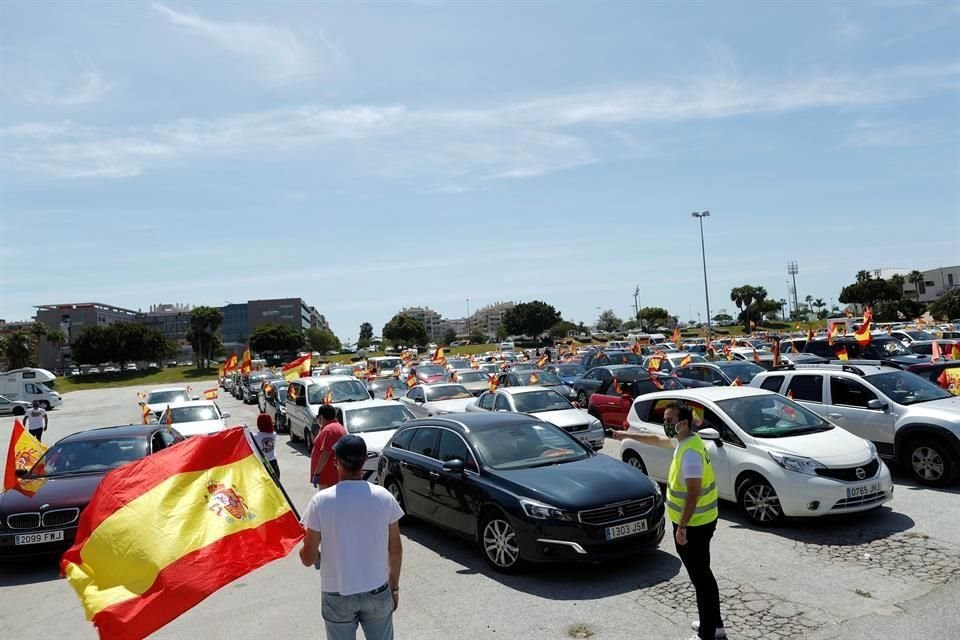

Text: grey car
xmin=751 ymin=363 xmax=960 ymax=486
xmin=0 ymin=394 xmax=30 ymax=416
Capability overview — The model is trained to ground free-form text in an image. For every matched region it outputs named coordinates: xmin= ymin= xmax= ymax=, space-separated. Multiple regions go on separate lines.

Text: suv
xmin=803 ymin=336 xmax=929 ymax=368
xmin=751 ymin=363 xmax=960 ymax=486
xmin=285 ymin=376 xmax=372 ymax=451
xmin=580 ymin=350 xmax=644 ymax=370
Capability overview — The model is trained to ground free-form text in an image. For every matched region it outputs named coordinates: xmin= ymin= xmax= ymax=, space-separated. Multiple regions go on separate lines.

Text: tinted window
xmin=409 ymin=428 xmax=439 ymax=458
xmin=147 ymin=389 xmax=190 ymax=405
xmin=425 ymin=385 xmax=472 ymax=401
xmin=864 ymin=371 xmax=951 ymax=405
xmin=513 ymin=390 xmax=571 ymax=413
xmin=471 ymin=423 xmax=589 ymax=470
xmin=151 ymin=432 xmax=167 ymax=453
xmin=678 ymin=367 xmax=704 ymax=381
xmin=759 ymin=375 xmax=784 ymax=392
xmin=31 ymin=437 xmax=149 ymax=477
xmin=436 ymin=430 xmax=478 ymax=471
xmin=166 ymin=405 xmax=220 ymax=423
xmin=307 ymin=380 xmax=370 ymax=404
xmin=830 ymin=377 xmax=876 ymax=408
xmin=344 ymin=405 xmax=414 ymax=433
xmin=159 ymin=429 xmax=178 ymax=446
xmin=788 ymin=375 xmax=823 ymax=402
xmin=478 ymin=393 xmax=495 ymax=410
xmin=494 ymin=394 xmax=512 ymax=411
xmin=804 ymin=341 xmax=834 ymax=358
xmin=390 ymin=428 xmax=415 ymax=450
xmin=716 ymin=395 xmax=832 ymax=438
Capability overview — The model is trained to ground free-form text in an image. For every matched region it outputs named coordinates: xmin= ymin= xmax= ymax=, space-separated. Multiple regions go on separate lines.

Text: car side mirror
xmin=369 ymin=390 xmax=376 ymax=399
xmin=296 ymin=396 xmax=307 ymax=407
xmin=221 ymin=412 xmax=231 ymax=419
xmin=699 ymin=427 xmax=723 ymax=447
xmin=14 ymin=468 xmax=28 ymax=478
xmin=415 ymin=397 xmax=424 ymax=403
xmin=867 ymin=399 xmax=888 ymax=411
xmin=191 ymin=395 xmax=200 ymax=401
xmin=442 ymin=459 xmax=465 ymax=474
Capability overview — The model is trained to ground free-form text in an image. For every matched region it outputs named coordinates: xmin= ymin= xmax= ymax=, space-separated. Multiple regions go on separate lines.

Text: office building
xmin=34 ymin=302 xmax=139 ymax=369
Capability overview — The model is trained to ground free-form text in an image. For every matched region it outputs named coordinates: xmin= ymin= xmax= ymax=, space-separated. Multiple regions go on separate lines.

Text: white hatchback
xmin=617 ymin=387 xmax=893 ymax=526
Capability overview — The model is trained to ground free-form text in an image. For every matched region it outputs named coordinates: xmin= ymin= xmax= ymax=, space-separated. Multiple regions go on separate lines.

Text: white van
xmin=499 ymin=341 xmax=515 ymax=352
xmin=648 ymin=333 xmax=668 ymax=345
xmin=0 ymin=368 xmax=63 ymax=409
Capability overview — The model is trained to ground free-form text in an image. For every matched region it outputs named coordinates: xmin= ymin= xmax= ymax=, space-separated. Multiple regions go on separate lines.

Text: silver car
xmin=0 ymin=394 xmax=30 ymax=417
xmin=467 ymin=386 xmax=605 ymax=450
xmin=399 ymin=384 xmax=477 ymax=418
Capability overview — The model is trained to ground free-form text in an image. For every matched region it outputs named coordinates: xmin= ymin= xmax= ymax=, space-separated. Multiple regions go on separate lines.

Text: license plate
xmin=15 ymin=530 xmax=64 ymax=545
xmin=846 ymin=482 xmax=881 ymax=499
xmin=604 ymin=519 xmax=648 ymax=541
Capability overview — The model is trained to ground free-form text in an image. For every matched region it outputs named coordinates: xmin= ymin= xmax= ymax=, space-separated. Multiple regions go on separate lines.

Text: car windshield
xmin=556 ymin=365 xmax=586 ymax=377
xmin=864 ymin=339 xmax=911 ymax=357
xmin=373 ymin=358 xmax=402 ymax=370
xmin=447 ymin=360 xmax=470 ymax=369
xmin=416 ymin=365 xmax=445 ymax=376
xmin=520 ymin=371 xmax=562 ymax=385
xmin=480 ymin=364 xmax=500 ymax=373
xmin=344 ymin=405 xmax=414 ymax=433
xmin=716 ymin=395 xmax=832 ymax=438
xmin=370 ymin=380 xmax=407 ymax=397
xmin=308 ymin=380 xmax=371 ymax=404
xmin=425 ymin=384 xmax=472 ymax=401
xmin=166 ymin=405 xmax=220 ymax=423
xmin=599 ymin=351 xmax=643 ymax=364
xmin=327 ymin=367 xmax=354 ymax=376
xmin=510 ymin=362 xmax=536 ymax=371
xmin=865 ymin=372 xmax=951 ymax=405
xmin=456 ymin=371 xmax=489 ymax=383
xmin=147 ymin=389 xmax=189 ymax=404
xmin=611 ymin=365 xmax=652 ymax=382
xmin=472 ymin=423 xmax=589 ymax=470
xmin=273 ymin=384 xmax=289 ymax=399
xmin=30 ymin=437 xmax=148 ymax=477
xmin=718 ymin=362 xmax=765 ymax=383
xmin=248 ymin=373 xmax=268 ymax=383
xmin=907 ymin=331 xmax=934 ymax=340
xmin=513 ymin=390 xmax=572 ymax=413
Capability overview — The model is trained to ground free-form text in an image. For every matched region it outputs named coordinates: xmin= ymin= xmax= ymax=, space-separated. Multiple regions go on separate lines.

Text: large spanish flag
xmin=854 ymin=321 xmax=871 ymax=346
xmin=240 ymin=348 xmax=252 ymax=375
xmin=61 ymin=428 xmax=303 ymax=640
xmin=282 ymin=354 xmax=312 ymax=382
xmin=223 ymin=354 xmax=238 ymax=373
xmin=3 ymin=419 xmax=47 ymax=491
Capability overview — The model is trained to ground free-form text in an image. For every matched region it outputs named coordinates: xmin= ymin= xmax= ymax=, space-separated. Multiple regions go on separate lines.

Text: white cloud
xmin=2 ymin=61 xmax=957 ymax=183
xmin=9 ymin=67 xmax=111 ymax=106
xmin=151 ymin=2 xmax=333 ymax=83
xmin=844 ymin=120 xmax=927 ymax=147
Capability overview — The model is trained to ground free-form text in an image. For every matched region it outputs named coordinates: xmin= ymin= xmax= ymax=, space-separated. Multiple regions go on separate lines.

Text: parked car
xmin=409 ymin=364 xmax=447 ymax=384
xmin=334 ymin=399 xmax=416 ymax=481
xmin=906 ymin=361 xmax=960 ymax=393
xmin=449 ymin=370 xmax=493 ymax=396
xmin=751 ymin=363 xmax=960 ymax=486
xmin=588 ymin=374 xmax=711 ymax=431
xmin=0 ymin=424 xmax=184 ymax=558
xmin=378 ymin=413 xmax=665 ymax=572
xmin=399 ymin=384 xmax=476 ymax=418
xmin=242 ymin=372 xmax=279 ymax=405
xmin=495 ymin=370 xmax=576 ymax=402
xmin=619 ymin=387 xmax=893 ymax=525
xmin=258 ymin=381 xmax=289 ymax=433
xmin=157 ymin=401 xmax=231 ymax=437
xmin=580 ymin=350 xmax=644 ymax=370
xmin=907 ymin=340 xmax=959 ymax=357
xmin=572 ymin=365 xmax=649 ymax=406
xmin=890 ymin=329 xmax=935 ymax=347
xmin=286 ymin=376 xmax=372 ymax=452
xmin=367 ymin=378 xmax=410 ymax=401
xmin=445 ymin=359 xmax=472 ymax=371
xmin=546 ymin=363 xmax=587 ymax=386
xmin=0 ymin=394 xmax=31 ymax=416
xmin=141 ymin=387 xmax=193 ymax=421
xmin=674 ymin=361 xmax=767 ymax=387
xmin=467 ymin=386 xmax=605 ymax=450
xmin=803 ymin=336 xmax=929 ymax=368
xmin=641 ymin=352 xmax=707 ymax=374
xmin=366 ymin=357 xmax=404 ymax=378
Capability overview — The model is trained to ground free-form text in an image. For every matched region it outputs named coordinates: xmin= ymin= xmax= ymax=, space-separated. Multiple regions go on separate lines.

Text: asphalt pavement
xmin=1 ymin=384 xmax=959 ymax=639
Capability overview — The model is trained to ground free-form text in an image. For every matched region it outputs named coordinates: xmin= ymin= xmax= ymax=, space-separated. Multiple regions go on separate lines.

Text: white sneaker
xmin=690 ymin=622 xmax=727 ymax=639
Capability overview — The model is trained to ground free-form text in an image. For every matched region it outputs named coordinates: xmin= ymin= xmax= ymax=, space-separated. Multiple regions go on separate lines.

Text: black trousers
xmin=29 ymin=429 xmax=43 ymax=443
xmin=673 ymin=520 xmax=723 ymax=639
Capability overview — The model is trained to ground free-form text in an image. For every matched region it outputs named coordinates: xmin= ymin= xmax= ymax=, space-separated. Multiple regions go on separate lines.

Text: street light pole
xmin=692 ymin=211 xmax=713 ymax=342
xmin=466 ymin=298 xmax=470 ymax=337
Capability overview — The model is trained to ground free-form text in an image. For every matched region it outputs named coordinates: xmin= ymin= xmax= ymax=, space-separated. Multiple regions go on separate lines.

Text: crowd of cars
xmin=3 ymin=322 xmax=958 ymax=573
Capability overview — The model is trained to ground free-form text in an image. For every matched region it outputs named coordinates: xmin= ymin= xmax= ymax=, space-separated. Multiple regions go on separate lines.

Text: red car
xmin=588 ymin=374 xmax=709 ymax=431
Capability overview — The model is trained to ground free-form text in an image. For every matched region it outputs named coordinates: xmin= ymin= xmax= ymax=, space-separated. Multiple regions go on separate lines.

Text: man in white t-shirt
xmin=299 ymin=435 xmax=404 ymax=640
xmin=25 ymin=401 xmax=48 ymax=441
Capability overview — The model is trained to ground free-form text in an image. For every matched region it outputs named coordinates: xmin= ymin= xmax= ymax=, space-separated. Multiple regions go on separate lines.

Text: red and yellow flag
xmin=679 ymin=354 xmax=692 ymax=367
xmin=488 ymin=375 xmax=499 ymax=393
xmin=203 ymin=388 xmax=218 ymax=400
xmin=931 ymin=340 xmax=943 ymax=361
xmin=772 ymin=340 xmax=782 ymax=367
xmin=731 ymin=376 xmax=743 ymax=387
xmin=671 ymin=326 xmax=681 ymax=344
xmin=61 ymin=428 xmax=303 ymax=640
xmin=165 ymin=405 xmax=173 ymax=427
xmin=223 ymin=354 xmax=238 ymax=373
xmin=529 ymin=373 xmax=540 ymax=385
xmin=240 ymin=349 xmax=252 ymax=375
xmin=827 ymin=322 xmax=841 ymax=346
xmin=630 ymin=342 xmax=642 ymax=356
xmin=649 ymin=373 xmax=664 ymax=390
xmin=3 ymin=419 xmax=48 ymax=491
xmin=936 ymin=368 xmax=960 ymax=395
xmin=432 ymin=347 xmax=446 ymax=365
xmin=384 ymin=386 xmax=394 ymax=400
xmin=836 ymin=346 xmax=849 ymax=361
xmin=807 ymin=328 xmax=815 ymax=343
xmin=752 ymin=348 xmax=761 ymax=364
xmin=405 ymin=374 xmax=417 ymax=389
xmin=322 ymin=389 xmax=334 ymax=405
xmin=141 ymin=403 xmax=153 ymax=425
xmin=854 ymin=321 xmax=871 ymax=346
xmin=952 ymin=343 xmax=960 ymax=360
xmin=282 ymin=354 xmax=312 ymax=382
xmin=647 ymin=356 xmax=662 ymax=372
xmin=538 ymin=355 xmax=549 ymax=368
xmin=786 ymin=389 xmax=794 ymax=400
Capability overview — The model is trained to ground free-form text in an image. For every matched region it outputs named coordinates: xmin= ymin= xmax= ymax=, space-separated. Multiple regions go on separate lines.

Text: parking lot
xmin=2 ymin=385 xmax=959 ymax=640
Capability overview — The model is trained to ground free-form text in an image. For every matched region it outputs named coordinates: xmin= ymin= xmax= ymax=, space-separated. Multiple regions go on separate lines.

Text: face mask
xmin=663 ymin=421 xmax=678 ymax=438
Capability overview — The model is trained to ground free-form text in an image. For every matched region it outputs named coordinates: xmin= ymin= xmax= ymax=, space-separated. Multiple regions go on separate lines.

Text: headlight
xmin=589 ymin=418 xmax=602 ymax=431
xmin=652 ymin=481 xmax=663 ymax=503
xmin=519 ymin=498 xmax=573 ymax=521
xmin=768 ymin=451 xmax=825 ymax=475
xmin=866 ymin=440 xmax=877 ymax=457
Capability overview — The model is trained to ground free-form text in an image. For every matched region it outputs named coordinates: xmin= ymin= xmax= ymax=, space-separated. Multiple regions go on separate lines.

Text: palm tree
xmin=814 ymin=298 xmax=826 ymax=318
xmin=889 ymin=274 xmax=906 ymax=297
xmin=908 ymin=270 xmax=924 ymax=299
xmin=856 ymin=270 xmax=872 ymax=284
xmin=730 ymin=287 xmax=746 ymax=326
xmin=4 ymin=331 xmax=33 ymax=369
xmin=46 ymin=329 xmax=67 ymax=371
xmin=30 ymin=323 xmax=48 ymax=365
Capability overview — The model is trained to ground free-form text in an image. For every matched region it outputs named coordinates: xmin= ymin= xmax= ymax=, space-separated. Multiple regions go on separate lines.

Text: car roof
xmin=758 ymin=363 xmax=897 ymax=376
xmin=161 ymin=400 xmax=219 ymax=409
xmin=595 ymin=364 xmax=646 ymax=372
xmin=336 ymin=399 xmax=403 ymax=411
xmin=494 ymin=385 xmax=563 ymax=395
xmin=368 ymin=356 xmax=401 ymax=361
xmin=147 ymin=386 xmax=189 ymax=393
xmin=300 ymin=375 xmax=357 ymax=384
xmin=402 ymin=411 xmax=543 ymax=434
xmin=59 ymin=424 xmax=161 ymax=442
xmin=643 ymin=386 xmax=773 ymax=402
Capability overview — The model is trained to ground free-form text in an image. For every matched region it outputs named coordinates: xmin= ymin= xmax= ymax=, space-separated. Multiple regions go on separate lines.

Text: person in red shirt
xmin=310 ymin=404 xmax=347 ymax=490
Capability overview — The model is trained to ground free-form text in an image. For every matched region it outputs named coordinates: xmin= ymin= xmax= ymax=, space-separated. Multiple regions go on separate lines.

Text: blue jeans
xmin=322 ymin=585 xmax=394 ymax=640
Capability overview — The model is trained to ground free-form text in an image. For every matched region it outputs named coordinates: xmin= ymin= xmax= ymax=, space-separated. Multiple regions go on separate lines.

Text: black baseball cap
xmin=334 ymin=435 xmax=367 ymax=469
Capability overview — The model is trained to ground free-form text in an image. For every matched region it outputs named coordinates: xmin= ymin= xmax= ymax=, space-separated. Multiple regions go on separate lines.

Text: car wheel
xmin=577 ymin=391 xmax=588 ymax=406
xmin=737 ymin=475 xmax=783 ymax=526
xmin=480 ymin=511 xmax=524 ymax=573
xmin=39 ymin=401 xmax=51 ymax=410
xmin=622 ymin=450 xmax=647 ymax=474
xmin=304 ymin=426 xmax=314 ymax=453
xmin=385 ymin=479 xmax=407 ymax=519
xmin=13 ymin=407 xmax=25 ymax=416
xmin=906 ymin=438 xmax=959 ymax=487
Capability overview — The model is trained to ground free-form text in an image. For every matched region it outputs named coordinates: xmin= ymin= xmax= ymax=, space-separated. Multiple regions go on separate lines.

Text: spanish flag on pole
xmin=281 ymin=354 xmax=312 ymax=382
xmin=61 ymin=428 xmax=303 ymax=640
xmin=240 ymin=348 xmax=252 ymax=375
xmin=140 ymin=403 xmax=154 ymax=425
xmin=203 ymin=388 xmax=218 ymax=400
xmin=3 ymin=419 xmax=47 ymax=491
xmin=854 ymin=321 xmax=871 ymax=346
xmin=223 ymin=354 xmax=238 ymax=373
xmin=836 ymin=346 xmax=849 ymax=361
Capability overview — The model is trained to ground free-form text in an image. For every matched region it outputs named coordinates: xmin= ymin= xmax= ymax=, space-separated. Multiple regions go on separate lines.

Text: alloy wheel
xmin=911 ymin=446 xmax=944 ymax=482
xmin=742 ymin=483 xmax=781 ymax=523
xmin=482 ymin=518 xmax=519 ymax=569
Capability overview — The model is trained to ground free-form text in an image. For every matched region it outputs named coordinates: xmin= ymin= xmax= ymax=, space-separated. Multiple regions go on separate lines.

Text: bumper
xmin=362 ymin=454 xmax=381 ymax=483
xmin=517 ymin=502 xmax=666 ymax=563
xmin=773 ymin=462 xmax=894 ymax=517
xmin=0 ymin=526 xmax=78 ymax=559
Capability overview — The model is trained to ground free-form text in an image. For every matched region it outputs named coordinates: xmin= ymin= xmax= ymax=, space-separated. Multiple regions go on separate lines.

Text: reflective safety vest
xmin=666 ymin=433 xmax=719 ymax=526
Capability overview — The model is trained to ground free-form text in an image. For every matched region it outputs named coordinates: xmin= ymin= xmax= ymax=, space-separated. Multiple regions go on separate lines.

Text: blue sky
xmin=1 ymin=0 xmax=958 ymax=341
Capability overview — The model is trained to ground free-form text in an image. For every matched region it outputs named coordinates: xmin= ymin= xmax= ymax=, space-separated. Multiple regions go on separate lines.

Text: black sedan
xmin=572 ymin=365 xmax=649 ymax=406
xmin=580 ymin=350 xmax=644 ymax=369
xmin=0 ymin=424 xmax=184 ymax=559
xmin=673 ymin=361 xmax=767 ymax=386
xmin=378 ymin=413 xmax=664 ymax=573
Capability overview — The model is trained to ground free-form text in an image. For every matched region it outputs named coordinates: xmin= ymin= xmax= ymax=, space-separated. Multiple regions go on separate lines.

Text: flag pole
xmin=242 ymin=427 xmax=302 ymax=521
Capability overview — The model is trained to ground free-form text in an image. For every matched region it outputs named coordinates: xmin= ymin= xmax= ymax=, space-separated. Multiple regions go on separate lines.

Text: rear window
xmin=787 ymin=375 xmax=823 ymax=403
xmin=759 ymin=375 xmax=784 ymax=392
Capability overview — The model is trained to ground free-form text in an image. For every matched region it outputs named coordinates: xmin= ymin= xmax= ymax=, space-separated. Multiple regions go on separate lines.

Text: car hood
xmin=886 ymin=353 xmax=930 ymax=365
xmin=543 ymin=383 xmax=574 ymax=397
xmin=354 ymin=429 xmax=397 ymax=454
xmin=530 ymin=408 xmax=593 ymax=429
xmin=0 ymin=473 xmax=105 ymax=513
xmin=417 ymin=374 xmax=444 ymax=383
xmin=424 ymin=398 xmax=476 ymax=413
xmin=558 ymin=375 xmax=580 ymax=385
xmin=896 ymin=395 xmax=960 ymax=423
xmin=758 ymin=427 xmax=874 ymax=466
xmin=491 ymin=455 xmax=656 ymax=510
xmin=174 ymin=419 xmax=228 ymax=437
xmin=460 ymin=381 xmax=490 ymax=394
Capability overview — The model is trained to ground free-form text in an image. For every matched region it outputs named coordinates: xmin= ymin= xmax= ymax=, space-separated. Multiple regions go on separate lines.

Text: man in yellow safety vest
xmin=613 ymin=402 xmax=724 ymax=639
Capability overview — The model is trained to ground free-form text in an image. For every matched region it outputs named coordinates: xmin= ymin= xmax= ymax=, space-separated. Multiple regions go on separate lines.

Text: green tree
xmin=712 ymin=312 xmax=733 ymax=323
xmin=929 ymin=289 xmax=960 ymax=321
xmin=4 ymin=331 xmax=33 ymax=369
xmin=838 ymin=278 xmax=902 ymax=309
xmin=442 ymin=328 xmax=457 ymax=346
xmin=889 ymin=274 xmax=906 ymax=297
xmin=856 ymin=270 xmax=873 ymax=284
xmin=250 ymin=323 xmax=305 ymax=355
xmin=621 ymin=319 xmax=641 ymax=331
xmin=549 ymin=320 xmax=578 ymax=340
xmin=188 ymin=306 xmax=225 ymax=369
xmin=501 ymin=301 xmax=562 ymax=338
xmin=45 ymin=329 xmax=67 ymax=370
xmin=596 ymin=309 xmax=622 ymax=332
xmin=908 ymin=270 xmax=924 ymax=298
xmin=468 ymin=331 xmax=488 ymax=345
xmin=71 ymin=323 xmax=169 ymax=368
xmin=639 ymin=307 xmax=671 ymax=329
xmin=382 ymin=313 xmax=429 ymax=347
xmin=306 ymin=327 xmax=341 ymax=354
xmin=30 ymin=322 xmax=48 ymax=360
xmin=358 ymin=322 xmax=374 ymax=349
xmin=730 ymin=285 xmax=758 ymax=330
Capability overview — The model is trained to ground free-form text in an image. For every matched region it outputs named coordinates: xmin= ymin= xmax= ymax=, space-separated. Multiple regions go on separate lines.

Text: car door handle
xmin=400 ymin=461 xmax=410 ymax=468
xmin=827 ymin=413 xmax=843 ymax=419
xmin=428 ymin=471 xmax=440 ymax=479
